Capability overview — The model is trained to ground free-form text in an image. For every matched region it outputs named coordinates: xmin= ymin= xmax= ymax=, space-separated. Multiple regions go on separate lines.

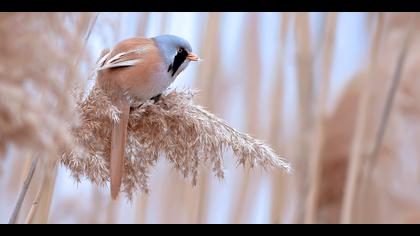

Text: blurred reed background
xmin=0 ymin=12 xmax=419 ymax=224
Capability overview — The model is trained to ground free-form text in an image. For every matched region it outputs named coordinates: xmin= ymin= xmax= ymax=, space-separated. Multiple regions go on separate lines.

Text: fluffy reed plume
xmin=0 ymin=13 xmax=93 ymax=159
xmin=62 ymin=87 xmax=291 ymax=199
xmin=0 ymin=13 xmax=98 ymax=224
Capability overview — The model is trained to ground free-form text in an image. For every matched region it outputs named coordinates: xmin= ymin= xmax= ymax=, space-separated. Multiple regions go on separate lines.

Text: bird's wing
xmin=96 ymin=46 xmax=153 ymax=71
xmin=96 ymin=48 xmax=111 ymax=67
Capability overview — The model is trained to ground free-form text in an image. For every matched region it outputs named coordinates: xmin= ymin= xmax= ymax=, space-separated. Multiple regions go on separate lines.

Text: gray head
xmin=152 ymin=34 xmax=199 ymax=78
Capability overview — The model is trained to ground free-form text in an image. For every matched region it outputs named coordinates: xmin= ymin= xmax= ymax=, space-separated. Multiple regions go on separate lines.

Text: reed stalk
xmin=304 ymin=12 xmax=337 ymax=224
xmin=8 ymin=157 xmax=39 ymax=224
xmin=340 ymin=13 xmax=384 ymax=224
xmin=269 ymin=12 xmax=289 ymax=224
xmin=195 ymin=12 xmax=222 ymax=224
xmin=32 ymin=163 xmax=58 ymax=224
xmin=356 ymin=13 xmax=419 ymax=223
xmin=293 ymin=12 xmax=314 ymax=223
xmin=25 ymin=168 xmax=51 ymax=224
xmin=231 ymin=12 xmax=262 ymax=224
xmin=137 ymin=12 xmax=150 ymax=36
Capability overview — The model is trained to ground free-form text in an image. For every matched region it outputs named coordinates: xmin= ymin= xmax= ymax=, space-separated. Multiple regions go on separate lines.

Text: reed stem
xmin=340 ymin=13 xmax=384 ymax=224
xmin=304 ymin=12 xmax=337 ymax=224
xmin=8 ymin=157 xmax=39 ymax=224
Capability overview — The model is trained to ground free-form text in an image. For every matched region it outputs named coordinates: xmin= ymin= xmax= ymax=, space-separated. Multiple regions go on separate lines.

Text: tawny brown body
xmin=96 ymin=38 xmax=168 ymax=200
xmin=97 ymin=38 xmax=166 ymax=101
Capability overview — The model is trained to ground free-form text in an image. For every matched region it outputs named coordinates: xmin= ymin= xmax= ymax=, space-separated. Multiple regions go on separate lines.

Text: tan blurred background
xmin=0 ymin=12 xmax=419 ymax=224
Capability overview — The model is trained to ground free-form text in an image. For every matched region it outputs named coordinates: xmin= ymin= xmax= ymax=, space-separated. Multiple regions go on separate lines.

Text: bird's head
xmin=153 ymin=34 xmax=200 ymax=78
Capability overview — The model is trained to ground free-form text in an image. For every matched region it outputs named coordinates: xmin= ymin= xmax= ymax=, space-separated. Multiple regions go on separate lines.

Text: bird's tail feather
xmin=110 ymin=97 xmax=130 ymax=200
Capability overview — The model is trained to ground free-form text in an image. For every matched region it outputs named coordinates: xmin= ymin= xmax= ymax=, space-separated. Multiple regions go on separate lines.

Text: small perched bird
xmin=95 ymin=34 xmax=199 ymax=199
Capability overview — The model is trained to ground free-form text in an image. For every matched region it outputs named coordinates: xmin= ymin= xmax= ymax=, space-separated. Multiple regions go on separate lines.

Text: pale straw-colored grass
xmin=0 ymin=13 xmax=93 ymax=159
xmin=0 ymin=13 xmax=96 ymax=224
xmin=62 ymin=86 xmax=291 ymax=200
xmin=269 ymin=12 xmax=289 ymax=224
xmin=293 ymin=12 xmax=314 ymax=223
xmin=304 ymin=12 xmax=338 ymax=224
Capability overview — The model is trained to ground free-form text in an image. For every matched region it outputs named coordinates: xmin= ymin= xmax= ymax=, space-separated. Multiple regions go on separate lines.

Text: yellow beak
xmin=187 ymin=53 xmax=200 ymax=61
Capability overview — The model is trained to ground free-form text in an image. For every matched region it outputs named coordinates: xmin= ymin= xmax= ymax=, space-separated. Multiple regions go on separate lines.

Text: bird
xmin=94 ymin=34 xmax=200 ymax=199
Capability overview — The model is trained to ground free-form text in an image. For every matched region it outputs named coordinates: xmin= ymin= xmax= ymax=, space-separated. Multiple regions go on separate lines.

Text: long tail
xmin=110 ymin=97 xmax=130 ymax=200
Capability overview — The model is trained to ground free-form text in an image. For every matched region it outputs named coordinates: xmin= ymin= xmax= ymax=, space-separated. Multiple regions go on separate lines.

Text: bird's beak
xmin=187 ymin=53 xmax=200 ymax=61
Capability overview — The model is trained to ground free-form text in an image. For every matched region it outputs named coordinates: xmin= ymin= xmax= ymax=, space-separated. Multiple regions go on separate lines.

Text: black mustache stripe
xmin=169 ymin=49 xmax=188 ymax=77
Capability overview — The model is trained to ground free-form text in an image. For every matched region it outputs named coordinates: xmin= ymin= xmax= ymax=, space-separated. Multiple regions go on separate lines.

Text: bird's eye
xmin=178 ymin=48 xmax=183 ymax=53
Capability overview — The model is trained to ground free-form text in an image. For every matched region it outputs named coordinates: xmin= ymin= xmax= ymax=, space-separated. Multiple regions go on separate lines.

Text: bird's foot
xmin=151 ymin=93 xmax=162 ymax=103
xmin=130 ymin=93 xmax=162 ymax=112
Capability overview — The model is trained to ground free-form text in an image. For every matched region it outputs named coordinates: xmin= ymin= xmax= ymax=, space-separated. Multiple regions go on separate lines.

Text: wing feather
xmin=96 ymin=46 xmax=152 ymax=71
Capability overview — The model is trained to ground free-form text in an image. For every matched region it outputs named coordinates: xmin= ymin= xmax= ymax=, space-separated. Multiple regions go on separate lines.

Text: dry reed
xmin=304 ymin=12 xmax=337 ymax=224
xmin=25 ymin=173 xmax=46 ymax=224
xmin=356 ymin=13 xmax=419 ymax=223
xmin=136 ymin=12 xmax=150 ymax=36
xmin=231 ymin=12 xmax=263 ymax=224
xmin=294 ymin=12 xmax=314 ymax=223
xmin=135 ymin=194 xmax=148 ymax=223
xmin=4 ymin=12 xmax=417 ymax=224
xmin=194 ymin=12 xmax=222 ymax=223
xmin=62 ymin=86 xmax=291 ymax=200
xmin=317 ymin=75 xmax=363 ymax=223
xmin=31 ymin=162 xmax=58 ymax=223
xmin=0 ymin=13 xmax=93 ymax=159
xmin=0 ymin=12 xmax=97 ymax=224
xmin=317 ymin=13 xmax=420 ymax=223
xmin=364 ymin=13 xmax=418 ymax=172
xmin=8 ymin=158 xmax=38 ymax=224
xmin=269 ymin=12 xmax=289 ymax=224
xmin=340 ymin=13 xmax=384 ymax=223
